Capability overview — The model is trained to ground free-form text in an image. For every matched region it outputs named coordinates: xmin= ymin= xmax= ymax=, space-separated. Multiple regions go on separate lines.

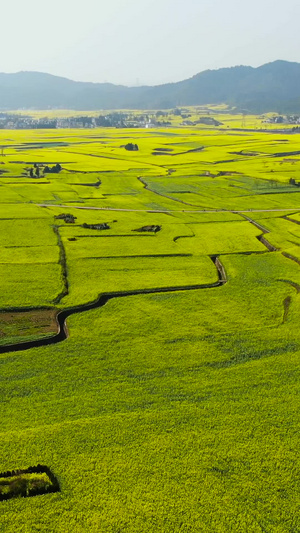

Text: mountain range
xmin=1 ymin=60 xmax=300 ymax=113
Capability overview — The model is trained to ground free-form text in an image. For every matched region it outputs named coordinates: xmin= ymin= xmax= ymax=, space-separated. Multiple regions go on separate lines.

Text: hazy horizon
xmin=1 ymin=58 xmax=297 ymax=88
xmin=1 ymin=0 xmax=300 ymax=86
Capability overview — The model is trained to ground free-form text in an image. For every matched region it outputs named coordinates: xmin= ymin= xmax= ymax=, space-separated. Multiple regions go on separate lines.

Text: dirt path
xmin=35 ymin=203 xmax=300 ymax=214
xmin=237 ymin=212 xmax=279 ymax=252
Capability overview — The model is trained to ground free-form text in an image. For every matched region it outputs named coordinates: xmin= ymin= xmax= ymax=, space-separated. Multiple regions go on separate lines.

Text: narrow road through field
xmin=35 ymin=203 xmax=300 ymax=214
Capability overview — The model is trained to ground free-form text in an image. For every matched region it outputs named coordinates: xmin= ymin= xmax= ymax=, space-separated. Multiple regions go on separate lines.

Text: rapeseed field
xmin=1 ymin=118 xmax=300 ymax=531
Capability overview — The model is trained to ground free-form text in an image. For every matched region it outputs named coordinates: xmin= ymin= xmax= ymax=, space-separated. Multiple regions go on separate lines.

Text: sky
xmin=1 ymin=0 xmax=300 ymax=86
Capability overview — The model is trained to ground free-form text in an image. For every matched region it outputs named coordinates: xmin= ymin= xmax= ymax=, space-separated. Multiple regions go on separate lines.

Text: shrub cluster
xmin=0 ymin=465 xmax=60 ymax=501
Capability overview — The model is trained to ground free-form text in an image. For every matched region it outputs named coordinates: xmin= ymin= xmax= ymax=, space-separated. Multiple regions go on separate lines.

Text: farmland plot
xmin=1 ymin=122 xmax=300 ymax=532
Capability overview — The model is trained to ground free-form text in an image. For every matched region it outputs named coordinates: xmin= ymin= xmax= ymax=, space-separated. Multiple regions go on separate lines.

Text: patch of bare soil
xmin=0 ymin=309 xmax=58 ymax=340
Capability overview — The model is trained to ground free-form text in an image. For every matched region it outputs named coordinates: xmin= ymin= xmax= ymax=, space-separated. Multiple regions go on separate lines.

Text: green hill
xmin=1 ymin=60 xmax=300 ymax=112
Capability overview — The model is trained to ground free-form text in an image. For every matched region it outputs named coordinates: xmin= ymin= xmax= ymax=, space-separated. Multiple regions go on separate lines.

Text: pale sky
xmin=1 ymin=0 xmax=300 ymax=86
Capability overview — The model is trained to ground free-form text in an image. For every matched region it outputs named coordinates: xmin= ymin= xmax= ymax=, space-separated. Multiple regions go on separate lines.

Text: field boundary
xmin=0 ymin=256 xmax=226 ymax=354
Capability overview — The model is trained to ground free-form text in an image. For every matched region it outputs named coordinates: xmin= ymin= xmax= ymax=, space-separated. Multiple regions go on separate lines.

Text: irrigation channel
xmin=0 ymin=257 xmax=227 ymax=355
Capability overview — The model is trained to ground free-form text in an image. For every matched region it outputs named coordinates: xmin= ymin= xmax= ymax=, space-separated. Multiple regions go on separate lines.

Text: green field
xmin=1 ymin=118 xmax=300 ymax=532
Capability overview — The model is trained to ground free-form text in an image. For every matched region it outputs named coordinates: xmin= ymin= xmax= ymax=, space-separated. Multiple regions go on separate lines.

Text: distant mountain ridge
xmin=1 ymin=61 xmax=300 ymax=112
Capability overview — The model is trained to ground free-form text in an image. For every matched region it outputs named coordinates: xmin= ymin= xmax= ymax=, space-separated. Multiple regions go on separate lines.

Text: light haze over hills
xmin=1 ymin=61 xmax=300 ymax=113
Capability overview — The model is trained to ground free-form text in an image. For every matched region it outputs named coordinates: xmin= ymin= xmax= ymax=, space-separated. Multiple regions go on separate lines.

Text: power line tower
xmin=241 ymin=114 xmax=246 ymax=128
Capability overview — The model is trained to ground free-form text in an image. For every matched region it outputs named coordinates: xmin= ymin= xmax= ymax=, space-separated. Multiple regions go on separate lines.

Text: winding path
xmin=237 ymin=212 xmax=279 ymax=252
xmin=0 ymin=256 xmax=227 ymax=355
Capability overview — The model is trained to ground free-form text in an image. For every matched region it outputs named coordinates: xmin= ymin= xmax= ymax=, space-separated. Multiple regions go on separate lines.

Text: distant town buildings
xmin=262 ymin=114 xmax=300 ymax=125
xmin=0 ymin=112 xmax=171 ymax=130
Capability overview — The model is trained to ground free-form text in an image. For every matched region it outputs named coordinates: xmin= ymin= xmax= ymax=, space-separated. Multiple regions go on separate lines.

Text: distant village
xmin=0 ymin=109 xmax=224 ymax=129
xmin=262 ymin=114 xmax=300 ymax=125
xmin=3 ymin=110 xmax=300 ymax=130
xmin=0 ymin=111 xmax=174 ymax=129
